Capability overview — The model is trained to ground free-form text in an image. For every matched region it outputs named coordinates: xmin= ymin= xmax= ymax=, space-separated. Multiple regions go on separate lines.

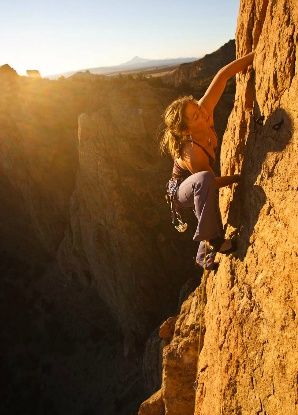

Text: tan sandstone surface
xmin=139 ymin=1 xmax=297 ymax=414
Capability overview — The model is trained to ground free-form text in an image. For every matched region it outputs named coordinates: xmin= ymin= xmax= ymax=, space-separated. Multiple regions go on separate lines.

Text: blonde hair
xmin=159 ymin=95 xmax=195 ymax=159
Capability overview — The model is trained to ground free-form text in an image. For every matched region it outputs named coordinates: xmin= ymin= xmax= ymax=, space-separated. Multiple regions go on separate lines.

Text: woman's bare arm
xmin=199 ymin=51 xmax=255 ymax=116
xmin=214 ymin=175 xmax=241 ymax=188
xmin=181 ymin=144 xmax=241 ymax=187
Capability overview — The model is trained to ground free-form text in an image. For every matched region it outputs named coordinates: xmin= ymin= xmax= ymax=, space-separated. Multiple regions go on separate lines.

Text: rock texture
xmin=139 ymin=1 xmax=298 ymax=414
xmin=139 ymin=389 xmax=165 ymax=415
xmin=56 ymin=80 xmax=196 ymax=352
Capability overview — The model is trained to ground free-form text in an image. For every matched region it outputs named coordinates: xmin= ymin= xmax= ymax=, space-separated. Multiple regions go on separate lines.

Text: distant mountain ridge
xmin=121 ymin=56 xmax=152 ymax=66
xmin=161 ymin=39 xmax=236 ymax=88
xmin=45 ymin=55 xmax=198 ymax=79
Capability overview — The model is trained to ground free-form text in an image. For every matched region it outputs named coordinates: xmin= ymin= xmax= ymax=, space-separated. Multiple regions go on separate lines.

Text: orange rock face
xmin=140 ymin=0 xmax=298 ymax=413
xmin=197 ymin=1 xmax=297 ymax=413
xmin=138 ymin=389 xmax=164 ymax=415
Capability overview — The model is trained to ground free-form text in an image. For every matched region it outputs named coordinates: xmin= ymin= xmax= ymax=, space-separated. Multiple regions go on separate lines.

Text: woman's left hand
xmin=232 ymin=174 xmax=241 ymax=184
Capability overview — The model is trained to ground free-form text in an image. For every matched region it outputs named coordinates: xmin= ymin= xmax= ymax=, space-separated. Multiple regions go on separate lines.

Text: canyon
xmin=0 ymin=41 xmax=234 ymax=414
xmin=1 ymin=0 xmax=297 ymax=413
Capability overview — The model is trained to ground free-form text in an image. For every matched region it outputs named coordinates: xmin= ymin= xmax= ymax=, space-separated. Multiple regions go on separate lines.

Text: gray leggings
xmin=175 ymin=171 xmax=224 ymax=263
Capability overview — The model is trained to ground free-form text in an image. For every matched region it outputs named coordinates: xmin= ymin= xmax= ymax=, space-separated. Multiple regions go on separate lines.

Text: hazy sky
xmin=0 ymin=0 xmax=240 ymax=76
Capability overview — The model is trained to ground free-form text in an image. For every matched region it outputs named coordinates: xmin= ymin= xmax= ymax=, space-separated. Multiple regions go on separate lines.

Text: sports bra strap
xmin=185 ymin=138 xmax=215 ymax=163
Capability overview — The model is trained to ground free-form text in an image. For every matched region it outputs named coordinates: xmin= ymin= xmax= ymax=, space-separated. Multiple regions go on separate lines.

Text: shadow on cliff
xmin=226 ymin=105 xmax=293 ymax=260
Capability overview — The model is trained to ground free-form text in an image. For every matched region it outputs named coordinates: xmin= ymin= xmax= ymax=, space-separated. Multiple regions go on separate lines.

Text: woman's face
xmin=183 ymin=100 xmax=204 ymax=135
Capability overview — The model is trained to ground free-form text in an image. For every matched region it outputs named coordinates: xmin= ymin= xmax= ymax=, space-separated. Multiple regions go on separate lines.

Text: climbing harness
xmin=165 ymin=177 xmax=188 ymax=232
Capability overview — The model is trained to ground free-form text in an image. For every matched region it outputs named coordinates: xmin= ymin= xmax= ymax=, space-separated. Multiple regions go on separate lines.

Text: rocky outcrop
xmin=139 ymin=0 xmax=297 ymax=414
xmin=0 ymin=64 xmax=18 ymax=77
xmin=56 ymin=80 xmax=196 ymax=352
xmin=26 ymin=69 xmax=41 ymax=78
xmin=139 ymin=389 xmax=164 ymax=415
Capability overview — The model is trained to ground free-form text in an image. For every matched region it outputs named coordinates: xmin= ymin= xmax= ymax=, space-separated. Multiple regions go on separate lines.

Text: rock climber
xmin=160 ymin=51 xmax=255 ymax=270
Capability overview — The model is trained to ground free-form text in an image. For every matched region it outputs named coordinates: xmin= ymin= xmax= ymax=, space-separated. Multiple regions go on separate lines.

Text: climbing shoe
xmin=195 ymin=238 xmax=237 ymax=271
xmin=195 ymin=241 xmax=219 ymax=271
xmin=210 ymin=237 xmax=237 ymax=255
xmin=218 ymin=238 xmax=237 ymax=254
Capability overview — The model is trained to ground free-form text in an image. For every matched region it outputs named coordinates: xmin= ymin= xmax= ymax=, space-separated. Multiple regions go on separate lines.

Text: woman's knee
xmin=192 ymin=171 xmax=215 ymax=188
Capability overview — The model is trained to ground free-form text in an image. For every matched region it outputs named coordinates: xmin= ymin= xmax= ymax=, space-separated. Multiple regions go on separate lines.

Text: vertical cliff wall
xmin=57 ymin=80 xmax=196 ymax=354
xmin=139 ymin=1 xmax=297 ymax=414
xmin=198 ymin=1 xmax=297 ymax=413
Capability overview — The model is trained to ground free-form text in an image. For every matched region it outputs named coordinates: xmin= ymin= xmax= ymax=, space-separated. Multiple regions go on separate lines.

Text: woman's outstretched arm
xmin=214 ymin=174 xmax=240 ymax=188
xmin=199 ymin=51 xmax=254 ymax=115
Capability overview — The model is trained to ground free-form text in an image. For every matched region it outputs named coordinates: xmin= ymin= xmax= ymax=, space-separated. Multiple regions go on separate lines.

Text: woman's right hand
xmin=214 ymin=174 xmax=241 ymax=188
xmin=198 ymin=52 xmax=255 ymax=116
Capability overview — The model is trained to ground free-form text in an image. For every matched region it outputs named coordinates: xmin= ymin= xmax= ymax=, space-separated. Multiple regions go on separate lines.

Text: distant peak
xmin=121 ymin=56 xmax=151 ymax=66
